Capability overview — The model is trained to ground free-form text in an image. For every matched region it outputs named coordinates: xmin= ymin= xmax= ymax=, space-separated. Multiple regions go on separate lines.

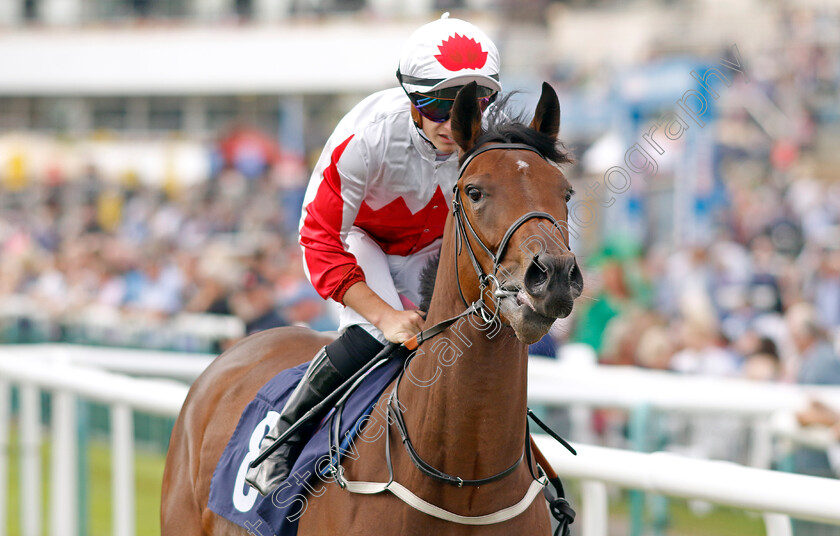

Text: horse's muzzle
xmin=523 ymin=254 xmax=583 ymax=317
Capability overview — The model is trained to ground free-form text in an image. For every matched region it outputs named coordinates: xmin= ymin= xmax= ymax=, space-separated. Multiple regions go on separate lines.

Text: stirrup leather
xmin=245 ymin=347 xmax=345 ymax=496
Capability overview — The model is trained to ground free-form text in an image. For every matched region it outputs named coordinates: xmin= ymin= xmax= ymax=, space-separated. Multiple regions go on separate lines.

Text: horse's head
xmin=449 ymin=82 xmax=583 ymax=344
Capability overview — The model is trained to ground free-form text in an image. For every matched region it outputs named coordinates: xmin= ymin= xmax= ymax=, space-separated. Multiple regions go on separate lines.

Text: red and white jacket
xmin=299 ymin=88 xmax=459 ymax=304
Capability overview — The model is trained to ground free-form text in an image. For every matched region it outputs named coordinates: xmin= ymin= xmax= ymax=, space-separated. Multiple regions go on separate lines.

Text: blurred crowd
xmin=561 ymin=12 xmax=840 ymax=390
xmin=567 ymin=176 xmax=840 ymax=385
xmin=0 ymin=3 xmax=838 ymax=391
xmin=0 ymin=160 xmax=338 ymax=343
xmin=3 ymin=126 xmax=840 ymax=391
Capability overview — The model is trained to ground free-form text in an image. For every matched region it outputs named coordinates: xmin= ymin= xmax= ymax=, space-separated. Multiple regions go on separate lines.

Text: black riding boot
xmin=245 ymin=347 xmax=346 ymax=496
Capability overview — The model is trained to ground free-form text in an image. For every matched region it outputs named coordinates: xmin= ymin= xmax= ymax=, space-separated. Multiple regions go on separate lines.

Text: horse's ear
xmin=530 ymin=82 xmax=560 ymax=140
xmin=451 ymin=82 xmax=483 ymax=153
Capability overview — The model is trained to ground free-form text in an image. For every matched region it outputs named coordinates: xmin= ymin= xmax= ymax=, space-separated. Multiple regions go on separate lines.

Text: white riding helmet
xmin=397 ymin=13 xmax=501 ymax=97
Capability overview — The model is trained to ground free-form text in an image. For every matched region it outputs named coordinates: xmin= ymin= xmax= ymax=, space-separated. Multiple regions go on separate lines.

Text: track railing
xmin=535 ymin=435 xmax=840 ymax=536
xmin=2 ymin=344 xmax=840 ymax=536
xmin=0 ymin=353 xmax=188 ymax=536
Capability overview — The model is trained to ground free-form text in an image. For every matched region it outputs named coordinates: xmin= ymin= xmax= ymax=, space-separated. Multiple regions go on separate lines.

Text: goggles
xmin=408 ymin=90 xmax=497 ymax=124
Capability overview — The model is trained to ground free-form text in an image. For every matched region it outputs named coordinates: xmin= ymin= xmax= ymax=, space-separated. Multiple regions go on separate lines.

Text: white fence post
xmin=0 ymin=379 xmax=9 ymax=536
xmin=580 ymin=480 xmax=608 ymax=536
xmin=763 ymin=513 xmax=793 ymax=536
xmin=50 ymin=390 xmax=78 ymax=536
xmin=111 ymin=403 xmax=135 ymax=536
xmin=750 ymin=415 xmax=773 ymax=469
xmin=20 ymin=384 xmax=41 ymax=536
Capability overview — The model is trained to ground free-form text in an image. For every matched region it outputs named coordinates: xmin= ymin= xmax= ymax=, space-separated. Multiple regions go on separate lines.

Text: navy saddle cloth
xmin=208 ymin=356 xmax=404 ymax=536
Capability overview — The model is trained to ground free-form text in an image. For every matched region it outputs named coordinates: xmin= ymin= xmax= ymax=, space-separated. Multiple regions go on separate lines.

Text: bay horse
xmin=161 ymin=81 xmax=582 ymax=535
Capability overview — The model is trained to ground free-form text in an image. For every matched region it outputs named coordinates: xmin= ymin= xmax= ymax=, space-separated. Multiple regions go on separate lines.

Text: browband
xmin=458 ymin=143 xmax=545 ymax=178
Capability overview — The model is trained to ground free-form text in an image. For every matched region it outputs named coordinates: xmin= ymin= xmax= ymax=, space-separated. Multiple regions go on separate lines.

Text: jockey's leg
xmin=245 ymin=325 xmax=383 ymax=496
xmin=246 ymin=230 xmax=438 ymax=495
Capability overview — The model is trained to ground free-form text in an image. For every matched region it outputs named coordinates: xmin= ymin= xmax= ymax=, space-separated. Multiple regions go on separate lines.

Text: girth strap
xmin=339 ymin=471 xmax=549 ymax=526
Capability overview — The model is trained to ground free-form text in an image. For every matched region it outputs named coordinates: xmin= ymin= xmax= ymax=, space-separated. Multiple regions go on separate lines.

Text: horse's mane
xmin=461 ymin=92 xmax=574 ymax=167
xmin=418 ymin=255 xmax=440 ymax=312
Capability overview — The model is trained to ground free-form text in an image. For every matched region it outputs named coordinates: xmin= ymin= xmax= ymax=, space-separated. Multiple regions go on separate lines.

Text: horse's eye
xmin=466 ymin=186 xmax=483 ymax=202
xmin=565 ymin=188 xmax=575 ymax=203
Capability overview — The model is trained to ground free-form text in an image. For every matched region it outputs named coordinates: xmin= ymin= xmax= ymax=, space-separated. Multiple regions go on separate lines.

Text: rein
xmin=326 ymin=358 xmax=549 ymax=527
xmin=326 ymin=359 xmax=574 ymax=531
xmin=324 ymin=142 xmax=576 ymax=532
xmin=388 ymin=357 xmax=525 ymax=487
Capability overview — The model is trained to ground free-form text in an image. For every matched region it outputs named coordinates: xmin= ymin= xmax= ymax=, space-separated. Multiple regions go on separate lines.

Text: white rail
xmin=8 ymin=344 xmax=840 ymax=416
xmin=2 ymin=344 xmax=840 ymax=536
xmin=0 ymin=344 xmax=213 ymax=381
xmin=0 ymin=296 xmax=243 ymax=353
xmin=527 ymin=351 xmax=840 ymax=469
xmin=536 ymin=435 xmax=840 ymax=536
xmin=527 ymin=353 xmax=840 ymax=415
xmin=0 ymin=353 xmax=187 ymax=536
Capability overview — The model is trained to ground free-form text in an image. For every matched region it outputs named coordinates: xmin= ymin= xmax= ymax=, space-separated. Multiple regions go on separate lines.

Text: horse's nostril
xmin=569 ymin=259 xmax=583 ymax=295
xmin=523 ymin=256 xmax=549 ymax=296
xmin=525 ymin=255 xmax=582 ymax=301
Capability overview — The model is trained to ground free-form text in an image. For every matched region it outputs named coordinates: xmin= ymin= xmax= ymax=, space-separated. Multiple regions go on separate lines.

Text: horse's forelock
xmin=461 ymin=93 xmax=574 ymax=167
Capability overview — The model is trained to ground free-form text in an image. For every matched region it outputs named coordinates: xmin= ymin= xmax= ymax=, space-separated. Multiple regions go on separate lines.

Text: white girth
xmin=336 ymin=466 xmax=549 ymax=526
xmin=327 ymin=355 xmax=548 ymax=526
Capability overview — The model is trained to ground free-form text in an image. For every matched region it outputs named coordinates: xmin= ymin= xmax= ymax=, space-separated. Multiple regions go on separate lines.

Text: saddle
xmin=207 ymin=355 xmax=405 ymax=536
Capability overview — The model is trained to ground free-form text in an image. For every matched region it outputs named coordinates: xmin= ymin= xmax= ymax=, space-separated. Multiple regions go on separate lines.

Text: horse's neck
xmin=395 ymin=242 xmax=529 ymax=482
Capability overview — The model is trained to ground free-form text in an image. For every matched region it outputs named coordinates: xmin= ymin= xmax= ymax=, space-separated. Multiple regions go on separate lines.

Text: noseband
xmin=453 ymin=143 xmax=569 ymax=322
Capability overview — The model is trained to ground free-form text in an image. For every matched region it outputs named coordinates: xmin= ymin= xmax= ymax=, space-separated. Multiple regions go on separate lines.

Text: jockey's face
xmin=407 ymin=85 xmax=495 ymax=155
xmin=419 ymin=116 xmax=457 ymax=154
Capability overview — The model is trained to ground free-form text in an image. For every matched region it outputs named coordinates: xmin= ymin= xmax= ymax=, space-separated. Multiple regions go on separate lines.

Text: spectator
xmin=796 ymin=399 xmax=840 ymax=445
xmin=793 ymin=397 xmax=840 ymax=536
xmin=741 ymin=336 xmax=782 ymax=382
xmin=229 ymin=269 xmax=286 ymax=335
xmin=123 ymin=255 xmax=184 ymax=319
xmin=787 ymin=302 xmax=840 ymax=385
xmin=670 ymin=292 xmax=739 ymax=377
xmin=786 ymin=302 xmax=840 ymax=536
xmin=635 ymin=324 xmax=675 ymax=370
xmin=572 ymin=253 xmax=633 ymax=355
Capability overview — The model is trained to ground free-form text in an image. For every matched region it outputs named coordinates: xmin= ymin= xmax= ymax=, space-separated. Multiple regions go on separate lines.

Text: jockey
xmin=246 ymin=14 xmax=501 ymax=495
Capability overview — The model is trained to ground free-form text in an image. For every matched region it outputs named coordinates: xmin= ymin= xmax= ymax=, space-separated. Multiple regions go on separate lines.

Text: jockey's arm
xmin=342 ymin=281 xmax=425 ymax=344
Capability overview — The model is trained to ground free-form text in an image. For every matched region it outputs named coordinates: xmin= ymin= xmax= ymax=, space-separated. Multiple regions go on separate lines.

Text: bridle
xmin=400 ymin=142 xmax=572 ymax=350
xmin=452 ymin=143 xmax=570 ymax=324
xmin=394 ymin=142 xmax=573 ymax=483
xmin=326 ymin=141 xmax=576 ymax=533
